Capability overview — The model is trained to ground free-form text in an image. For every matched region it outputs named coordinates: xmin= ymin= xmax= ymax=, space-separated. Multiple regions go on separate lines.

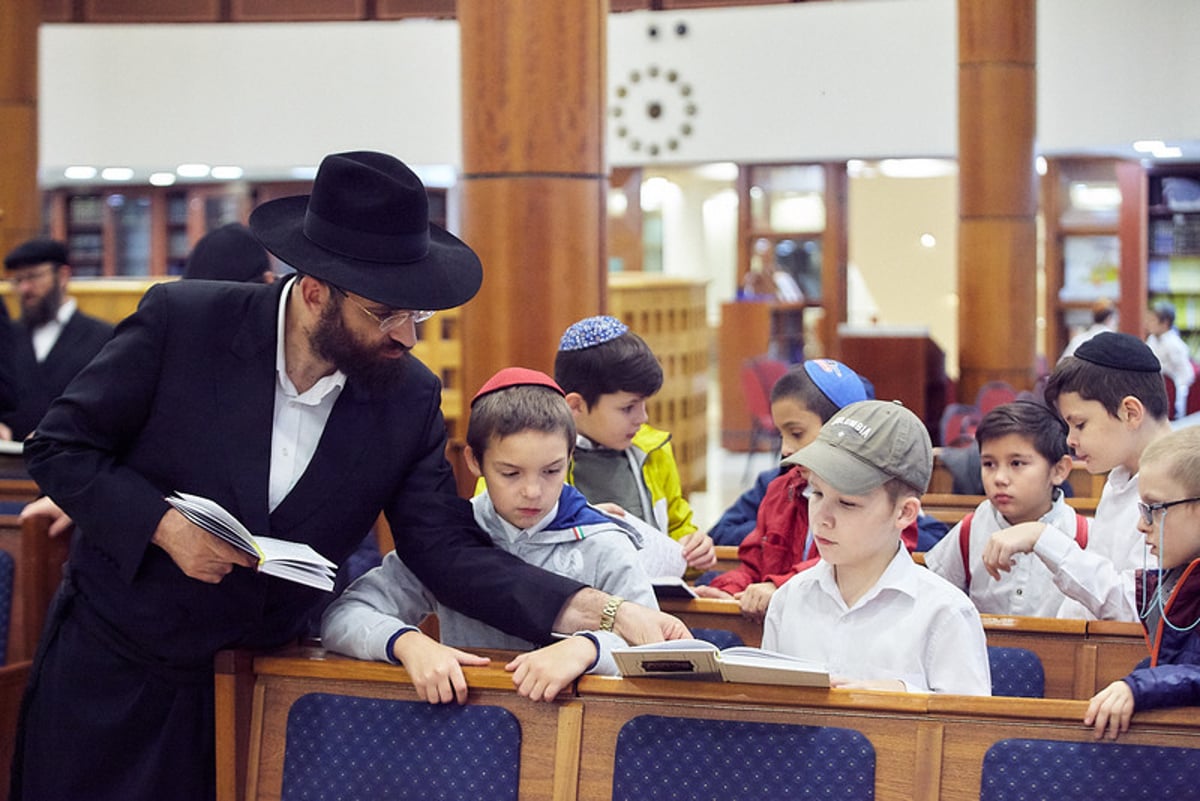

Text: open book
xmin=166 ymin=491 xmax=337 ymax=591
xmin=612 ymin=639 xmax=830 ymax=688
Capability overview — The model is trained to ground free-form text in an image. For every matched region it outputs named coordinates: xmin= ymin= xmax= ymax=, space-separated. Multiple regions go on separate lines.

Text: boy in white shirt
xmin=924 ymin=400 xmax=1093 ymax=618
xmin=1146 ymin=301 xmax=1193 ymax=420
xmin=321 ymin=367 xmax=657 ymax=703
xmin=981 ymin=333 xmax=1172 ymax=621
xmin=763 ymin=400 xmax=991 ymax=695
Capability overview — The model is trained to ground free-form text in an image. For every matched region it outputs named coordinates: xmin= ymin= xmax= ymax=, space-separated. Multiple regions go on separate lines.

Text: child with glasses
xmin=1085 ymin=425 xmax=1200 ymax=739
xmin=981 ymin=333 xmax=1174 ymax=621
xmin=321 ymin=367 xmax=657 ymax=703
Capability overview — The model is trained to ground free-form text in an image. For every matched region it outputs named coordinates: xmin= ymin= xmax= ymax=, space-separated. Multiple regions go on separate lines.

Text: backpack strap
xmin=958 ymin=512 xmax=974 ymax=592
xmin=1074 ymin=512 xmax=1088 ymax=549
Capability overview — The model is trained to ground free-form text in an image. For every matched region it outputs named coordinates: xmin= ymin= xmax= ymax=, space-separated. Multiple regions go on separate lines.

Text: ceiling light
xmin=100 ymin=167 xmax=134 ymax=181
xmin=211 ymin=166 xmax=243 ymax=180
xmin=64 ymin=165 xmax=97 ymax=180
xmin=149 ymin=172 xmax=177 ymax=187
xmin=1133 ymin=140 xmax=1165 ymax=153
xmin=177 ymin=163 xmax=211 ymax=178
xmin=290 ymin=165 xmax=318 ymax=180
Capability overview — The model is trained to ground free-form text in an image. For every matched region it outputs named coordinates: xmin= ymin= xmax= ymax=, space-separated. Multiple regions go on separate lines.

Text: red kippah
xmin=471 ymin=367 xmax=565 ymax=405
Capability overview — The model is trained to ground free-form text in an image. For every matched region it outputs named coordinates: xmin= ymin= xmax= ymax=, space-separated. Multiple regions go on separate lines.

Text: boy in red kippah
xmin=321 ymin=367 xmax=658 ymax=703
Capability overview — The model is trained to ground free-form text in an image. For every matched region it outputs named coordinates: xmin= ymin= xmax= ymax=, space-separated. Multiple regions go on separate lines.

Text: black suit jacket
xmin=25 ymin=279 xmax=582 ymax=666
xmin=3 ymin=307 xmax=114 ymax=439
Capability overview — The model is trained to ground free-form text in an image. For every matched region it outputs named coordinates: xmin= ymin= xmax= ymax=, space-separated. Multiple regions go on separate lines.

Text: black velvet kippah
xmin=1074 ymin=331 xmax=1161 ymax=372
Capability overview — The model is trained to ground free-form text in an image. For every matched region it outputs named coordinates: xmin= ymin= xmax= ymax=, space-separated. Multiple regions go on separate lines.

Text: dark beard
xmin=21 ymin=282 xmax=63 ymax=329
xmin=309 ymin=297 xmax=409 ymax=393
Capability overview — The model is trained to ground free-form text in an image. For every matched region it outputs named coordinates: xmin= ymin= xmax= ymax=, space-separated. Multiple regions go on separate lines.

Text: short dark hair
xmin=769 ymin=365 xmax=839 ymax=422
xmin=554 ymin=330 xmax=663 ymax=407
xmin=466 ymin=383 xmax=575 ymax=459
xmin=1044 ymin=356 xmax=1169 ymax=421
xmin=975 ymin=400 xmax=1069 ymax=466
xmin=1152 ymin=301 xmax=1177 ymax=327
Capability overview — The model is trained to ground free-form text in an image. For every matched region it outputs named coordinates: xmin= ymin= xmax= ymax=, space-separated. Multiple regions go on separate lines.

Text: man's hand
xmin=679 ymin=532 xmax=717 ymax=571
xmin=20 ymin=496 xmax=75 ymax=538
xmin=392 ymin=629 xmax=490 ymax=705
xmin=506 ymin=636 xmax=595 ymax=702
xmin=151 ymin=507 xmax=258 ymax=583
xmin=613 ymin=600 xmax=691 ymax=644
xmin=1084 ymin=680 xmax=1136 ymax=740
xmin=980 ymin=522 xmax=1046 ymax=580
xmin=734 ymin=581 xmax=777 ymax=622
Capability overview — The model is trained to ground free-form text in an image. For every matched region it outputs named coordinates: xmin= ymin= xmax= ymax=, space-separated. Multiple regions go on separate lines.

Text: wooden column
xmin=457 ymin=0 xmax=607 ymax=398
xmin=0 ymin=0 xmax=41 ymax=259
xmin=957 ymin=0 xmax=1037 ymax=398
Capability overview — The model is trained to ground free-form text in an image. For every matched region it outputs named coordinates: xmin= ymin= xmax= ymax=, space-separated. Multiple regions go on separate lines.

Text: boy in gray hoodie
xmin=321 ymin=367 xmax=654 ymax=703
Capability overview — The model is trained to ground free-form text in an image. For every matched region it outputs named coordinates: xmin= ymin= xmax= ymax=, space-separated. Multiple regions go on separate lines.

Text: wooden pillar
xmin=957 ymin=0 xmax=1037 ymax=398
xmin=457 ymin=0 xmax=607 ymax=399
xmin=0 ymin=0 xmax=41 ymax=259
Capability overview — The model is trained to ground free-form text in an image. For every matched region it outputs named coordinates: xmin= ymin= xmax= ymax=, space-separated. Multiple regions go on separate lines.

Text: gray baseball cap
xmin=782 ymin=399 xmax=932 ymax=496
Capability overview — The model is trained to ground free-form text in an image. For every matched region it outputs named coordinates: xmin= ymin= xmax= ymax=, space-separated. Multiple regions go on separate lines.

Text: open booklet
xmin=612 ymin=639 xmax=830 ymax=688
xmin=165 ymin=491 xmax=337 ymax=592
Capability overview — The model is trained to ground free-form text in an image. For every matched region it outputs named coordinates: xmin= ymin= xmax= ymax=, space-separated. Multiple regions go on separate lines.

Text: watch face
xmin=610 ymin=21 xmax=698 ymax=159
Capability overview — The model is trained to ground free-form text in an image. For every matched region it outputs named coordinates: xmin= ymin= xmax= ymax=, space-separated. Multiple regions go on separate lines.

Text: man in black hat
xmin=1 ymin=238 xmax=114 ymax=440
xmin=12 ymin=151 xmax=685 ymax=801
xmin=182 ymin=222 xmax=277 ymax=284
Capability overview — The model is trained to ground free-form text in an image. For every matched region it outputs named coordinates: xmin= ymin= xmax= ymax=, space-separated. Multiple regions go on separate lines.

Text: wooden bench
xmin=216 ymin=645 xmax=1200 ymax=801
xmin=919 ymin=492 xmax=1099 ymax=525
xmin=657 ymin=598 xmax=1147 ymax=700
xmin=0 ymin=514 xmax=68 ymax=665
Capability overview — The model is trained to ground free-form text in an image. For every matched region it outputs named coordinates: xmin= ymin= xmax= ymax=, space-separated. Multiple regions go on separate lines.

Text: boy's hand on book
xmin=151 ymin=508 xmax=258 ymax=583
xmin=692 ymin=585 xmax=734 ymax=600
xmin=392 ymin=630 xmax=489 ymax=705
xmin=506 ymin=637 xmax=595 ymax=702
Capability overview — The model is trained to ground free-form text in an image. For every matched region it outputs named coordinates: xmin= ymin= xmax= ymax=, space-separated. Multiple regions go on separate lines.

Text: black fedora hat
xmin=249 ymin=151 xmax=482 ymax=310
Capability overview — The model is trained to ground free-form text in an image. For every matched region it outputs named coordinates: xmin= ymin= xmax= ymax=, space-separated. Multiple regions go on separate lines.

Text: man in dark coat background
xmin=1 ymin=238 xmax=113 ymax=440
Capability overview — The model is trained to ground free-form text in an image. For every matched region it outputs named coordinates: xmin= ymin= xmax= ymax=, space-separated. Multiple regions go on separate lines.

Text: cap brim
xmin=783 ymin=439 xmax=891 ymax=497
xmin=249 ymin=195 xmax=482 ymax=310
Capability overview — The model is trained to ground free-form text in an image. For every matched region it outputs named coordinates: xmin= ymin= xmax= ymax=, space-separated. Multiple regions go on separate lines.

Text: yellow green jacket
xmin=566 ymin=423 xmax=697 ymax=542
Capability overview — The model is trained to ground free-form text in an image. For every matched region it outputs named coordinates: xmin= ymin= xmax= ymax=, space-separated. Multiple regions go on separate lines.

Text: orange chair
xmin=975 ymin=380 xmax=1018 ymax=416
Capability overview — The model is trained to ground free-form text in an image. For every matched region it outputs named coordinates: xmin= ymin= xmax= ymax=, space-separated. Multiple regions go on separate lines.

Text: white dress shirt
xmin=31 ymin=297 xmax=77 ymax=362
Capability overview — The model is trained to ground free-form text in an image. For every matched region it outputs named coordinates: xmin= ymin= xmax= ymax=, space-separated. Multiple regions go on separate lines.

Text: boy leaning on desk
xmin=762 ymin=399 xmax=993 ymax=695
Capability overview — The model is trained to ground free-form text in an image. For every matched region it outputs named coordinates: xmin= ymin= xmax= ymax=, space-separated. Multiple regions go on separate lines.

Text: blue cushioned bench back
xmin=613 ymin=714 xmax=875 ymax=800
xmin=987 ymin=646 xmax=1045 ymax=698
xmin=981 ymin=738 xmax=1200 ymax=801
xmin=281 ymin=692 xmax=521 ymax=801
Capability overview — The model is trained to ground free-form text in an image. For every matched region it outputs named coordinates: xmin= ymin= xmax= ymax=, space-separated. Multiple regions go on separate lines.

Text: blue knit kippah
xmin=558 ymin=315 xmax=629 ymax=351
xmin=804 ymin=359 xmax=870 ymax=409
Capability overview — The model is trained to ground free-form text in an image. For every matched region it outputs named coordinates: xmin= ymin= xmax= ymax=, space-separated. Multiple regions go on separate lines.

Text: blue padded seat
xmin=281 ymin=692 xmax=520 ymax=801
xmin=987 ymin=646 xmax=1045 ymax=698
xmin=981 ymin=738 xmax=1200 ymax=801
xmin=613 ymin=714 xmax=875 ymax=800
xmin=689 ymin=627 xmax=745 ymax=650
xmin=0 ymin=549 xmax=13 ymax=665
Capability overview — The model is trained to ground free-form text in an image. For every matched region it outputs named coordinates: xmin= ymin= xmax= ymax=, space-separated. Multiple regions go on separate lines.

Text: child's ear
xmin=463 ymin=445 xmax=484 ymax=478
xmin=565 ymin=392 xmax=588 ymax=415
xmin=1118 ymin=395 xmax=1146 ymax=427
xmin=1050 ymin=454 xmax=1074 ymax=486
xmin=896 ymin=495 xmax=921 ymax=529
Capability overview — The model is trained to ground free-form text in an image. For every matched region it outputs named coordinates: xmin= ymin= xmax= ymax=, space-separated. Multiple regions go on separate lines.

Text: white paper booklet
xmin=612 ymin=639 xmax=830 ymax=688
xmin=166 ymin=491 xmax=337 ymax=591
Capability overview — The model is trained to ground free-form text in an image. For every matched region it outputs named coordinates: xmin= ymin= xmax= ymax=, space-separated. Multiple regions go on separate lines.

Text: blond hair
xmin=1141 ymin=427 xmax=1200 ymax=496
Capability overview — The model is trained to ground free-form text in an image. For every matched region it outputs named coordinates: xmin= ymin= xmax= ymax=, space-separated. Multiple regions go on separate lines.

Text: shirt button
xmin=1015 ymin=588 xmax=1023 ymax=595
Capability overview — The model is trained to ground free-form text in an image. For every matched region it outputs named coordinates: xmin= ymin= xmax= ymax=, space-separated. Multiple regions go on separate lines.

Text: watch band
xmin=600 ymin=595 xmax=626 ymax=632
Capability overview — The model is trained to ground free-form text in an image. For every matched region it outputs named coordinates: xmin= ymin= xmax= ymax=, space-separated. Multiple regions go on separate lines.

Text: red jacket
xmin=708 ymin=466 xmax=919 ymax=594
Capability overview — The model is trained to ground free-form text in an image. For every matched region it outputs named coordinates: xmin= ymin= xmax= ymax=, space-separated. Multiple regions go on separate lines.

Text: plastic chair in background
xmin=738 ymin=357 xmax=789 ymax=482
xmin=938 ymin=402 xmax=981 ymax=448
xmin=975 ymin=380 xmax=1018 ymax=416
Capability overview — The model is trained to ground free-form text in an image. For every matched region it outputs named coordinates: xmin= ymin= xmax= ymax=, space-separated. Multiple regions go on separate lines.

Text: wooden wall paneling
xmin=375 ymin=0 xmax=456 ymax=19
xmin=607 ymin=167 xmax=644 ymax=274
xmin=0 ymin=0 xmax=40 ymax=263
xmin=228 ymin=0 xmax=366 ymax=21
xmin=82 ymin=0 xmax=222 ymax=22
xmin=40 ymin=0 xmax=76 ymax=22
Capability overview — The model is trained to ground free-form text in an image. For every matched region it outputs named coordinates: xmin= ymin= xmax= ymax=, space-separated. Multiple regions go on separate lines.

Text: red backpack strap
xmin=1074 ymin=513 xmax=1088 ymax=549
xmin=958 ymin=512 xmax=974 ymax=592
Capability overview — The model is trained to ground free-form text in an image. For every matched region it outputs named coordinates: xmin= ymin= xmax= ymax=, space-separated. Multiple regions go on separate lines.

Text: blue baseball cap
xmin=804 ymin=359 xmax=870 ymax=409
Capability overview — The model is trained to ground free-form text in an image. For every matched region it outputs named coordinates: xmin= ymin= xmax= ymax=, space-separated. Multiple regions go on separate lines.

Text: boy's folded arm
xmin=1035 ymin=530 xmax=1139 ymax=620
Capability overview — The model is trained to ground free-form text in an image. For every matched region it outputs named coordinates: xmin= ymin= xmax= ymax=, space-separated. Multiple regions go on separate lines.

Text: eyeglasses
xmin=1137 ymin=497 xmax=1200 ymax=527
xmin=8 ymin=266 xmax=56 ymax=287
xmin=331 ymin=286 xmax=434 ymax=334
